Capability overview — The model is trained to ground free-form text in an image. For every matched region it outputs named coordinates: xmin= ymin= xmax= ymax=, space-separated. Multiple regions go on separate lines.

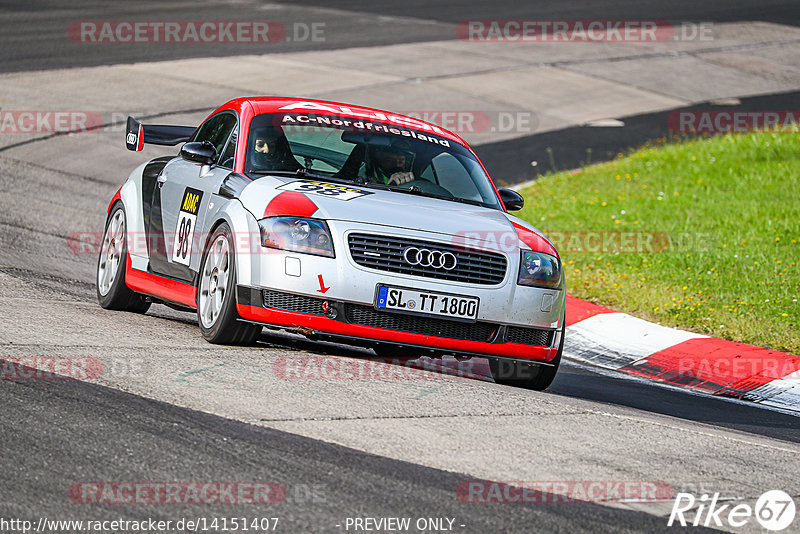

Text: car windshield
xmin=245 ymin=112 xmax=501 ymax=209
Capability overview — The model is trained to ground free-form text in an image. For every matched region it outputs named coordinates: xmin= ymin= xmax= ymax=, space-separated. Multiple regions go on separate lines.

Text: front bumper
xmin=237 ymin=220 xmax=565 ymax=363
xmin=236 ymin=286 xmax=562 ymax=363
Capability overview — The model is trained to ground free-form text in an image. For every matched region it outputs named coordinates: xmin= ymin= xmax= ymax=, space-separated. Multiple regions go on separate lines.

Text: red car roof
xmin=209 ymin=96 xmax=500 ymax=203
xmin=210 ymin=96 xmax=469 ymax=146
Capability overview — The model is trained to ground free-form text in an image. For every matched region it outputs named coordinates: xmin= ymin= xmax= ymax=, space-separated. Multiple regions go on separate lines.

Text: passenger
xmin=364 ymin=139 xmax=416 ymax=186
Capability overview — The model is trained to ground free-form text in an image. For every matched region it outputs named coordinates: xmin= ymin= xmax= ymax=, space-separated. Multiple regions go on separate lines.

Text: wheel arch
xmin=112 ymin=161 xmax=155 ymax=266
xmin=198 ymin=198 xmax=260 ymax=288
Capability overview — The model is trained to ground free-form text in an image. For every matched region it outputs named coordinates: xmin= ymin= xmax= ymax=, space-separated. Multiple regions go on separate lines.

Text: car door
xmin=147 ymin=111 xmax=238 ymax=282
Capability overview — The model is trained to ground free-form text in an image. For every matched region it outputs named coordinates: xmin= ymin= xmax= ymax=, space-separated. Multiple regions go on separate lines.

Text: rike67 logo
xmin=669 ymin=490 xmax=796 ymax=531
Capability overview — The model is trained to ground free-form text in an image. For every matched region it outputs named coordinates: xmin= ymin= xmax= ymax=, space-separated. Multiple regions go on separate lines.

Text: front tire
xmin=490 ymin=320 xmax=564 ymax=391
xmin=197 ymin=223 xmax=261 ymax=345
xmin=96 ymin=203 xmax=150 ymax=313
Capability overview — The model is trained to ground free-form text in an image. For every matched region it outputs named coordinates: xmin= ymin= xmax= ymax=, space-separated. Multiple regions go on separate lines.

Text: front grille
xmin=348 ymin=234 xmax=507 ymax=285
xmin=506 ymin=326 xmax=554 ymax=347
xmin=262 ymin=289 xmax=326 ymax=315
xmin=344 ymin=304 xmax=497 ymax=342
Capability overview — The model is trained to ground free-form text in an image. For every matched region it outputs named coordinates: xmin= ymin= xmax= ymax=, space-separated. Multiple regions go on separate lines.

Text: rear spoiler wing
xmin=125 ymin=116 xmax=196 ymax=151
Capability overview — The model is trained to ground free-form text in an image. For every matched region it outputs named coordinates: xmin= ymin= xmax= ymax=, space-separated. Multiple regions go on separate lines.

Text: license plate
xmin=375 ymin=285 xmax=479 ymax=321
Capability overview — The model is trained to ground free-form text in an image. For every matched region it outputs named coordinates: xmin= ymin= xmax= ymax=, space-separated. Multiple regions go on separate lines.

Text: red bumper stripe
xmin=236 ymin=303 xmax=557 ymax=362
xmin=124 ymin=254 xmax=197 ymax=308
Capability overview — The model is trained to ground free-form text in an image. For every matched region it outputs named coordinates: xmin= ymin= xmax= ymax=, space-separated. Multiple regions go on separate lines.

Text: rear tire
xmin=197 ymin=223 xmax=262 ymax=345
xmin=96 ymin=203 xmax=150 ymax=313
xmin=490 ymin=320 xmax=564 ymax=391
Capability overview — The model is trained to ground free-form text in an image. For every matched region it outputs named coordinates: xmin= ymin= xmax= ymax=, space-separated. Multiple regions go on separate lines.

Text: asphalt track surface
xmin=1 ymin=0 xmax=799 ymax=73
xmin=0 ymin=365 xmax=703 ymax=534
xmin=475 ymin=89 xmax=800 ymax=181
xmin=1 ymin=1 xmax=800 ymax=533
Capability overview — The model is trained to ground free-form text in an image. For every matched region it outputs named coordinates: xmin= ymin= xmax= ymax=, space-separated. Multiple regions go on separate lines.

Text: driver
xmin=364 ymin=139 xmax=416 ymax=186
xmin=250 ymin=127 xmax=300 ymax=171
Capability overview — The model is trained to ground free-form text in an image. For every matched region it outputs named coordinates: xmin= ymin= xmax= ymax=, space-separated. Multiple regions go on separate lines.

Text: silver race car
xmin=97 ymin=97 xmax=565 ymax=389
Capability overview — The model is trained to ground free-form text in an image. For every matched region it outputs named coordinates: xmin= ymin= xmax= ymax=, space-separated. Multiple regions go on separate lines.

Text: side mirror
xmin=498 ymin=188 xmax=524 ymax=211
xmin=180 ymin=141 xmax=217 ymax=165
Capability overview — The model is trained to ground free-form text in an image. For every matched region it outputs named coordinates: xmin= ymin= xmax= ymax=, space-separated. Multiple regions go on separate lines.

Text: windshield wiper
xmin=247 ymin=168 xmax=356 ymax=185
xmin=246 ymin=169 xmax=491 ymax=207
xmin=380 ymin=185 xmax=488 ymax=207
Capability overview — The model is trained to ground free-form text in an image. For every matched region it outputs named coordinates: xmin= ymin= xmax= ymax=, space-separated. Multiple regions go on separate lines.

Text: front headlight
xmin=518 ymin=251 xmax=561 ymax=288
xmin=258 ymin=216 xmax=334 ymax=257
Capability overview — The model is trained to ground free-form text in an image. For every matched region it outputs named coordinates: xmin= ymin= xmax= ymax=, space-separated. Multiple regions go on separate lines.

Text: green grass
xmin=517 ymin=130 xmax=800 ymax=354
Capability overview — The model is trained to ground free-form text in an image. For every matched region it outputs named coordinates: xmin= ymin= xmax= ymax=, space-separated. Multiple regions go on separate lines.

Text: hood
xmin=238 ymin=177 xmax=520 ymax=248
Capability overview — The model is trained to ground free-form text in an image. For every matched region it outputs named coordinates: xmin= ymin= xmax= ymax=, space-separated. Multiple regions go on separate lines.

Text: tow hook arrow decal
xmin=317 ymin=274 xmax=330 ymax=294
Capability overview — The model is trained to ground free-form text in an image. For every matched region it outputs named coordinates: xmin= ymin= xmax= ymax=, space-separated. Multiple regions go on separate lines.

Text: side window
xmin=219 ymin=131 xmax=237 ymax=169
xmin=427 ymin=153 xmax=482 ymax=201
xmin=283 ymin=130 xmax=352 ymax=172
xmin=192 ymin=112 xmax=237 ymax=163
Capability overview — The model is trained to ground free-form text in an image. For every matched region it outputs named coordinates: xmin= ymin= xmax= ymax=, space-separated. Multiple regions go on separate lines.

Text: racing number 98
xmin=177 ymin=216 xmax=191 ymax=259
xmin=297 ymin=184 xmax=346 ymax=196
xmin=172 ymin=212 xmax=196 ymax=266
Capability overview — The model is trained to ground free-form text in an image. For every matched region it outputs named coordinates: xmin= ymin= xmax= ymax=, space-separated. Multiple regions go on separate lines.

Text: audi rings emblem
xmin=403 ymin=247 xmax=458 ymax=270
